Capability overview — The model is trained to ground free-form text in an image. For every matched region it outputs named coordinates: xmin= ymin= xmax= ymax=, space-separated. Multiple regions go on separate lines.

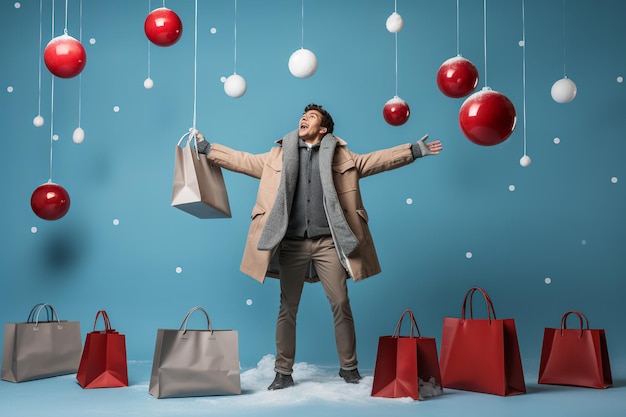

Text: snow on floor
xmin=1 ymin=354 xmax=625 ymax=417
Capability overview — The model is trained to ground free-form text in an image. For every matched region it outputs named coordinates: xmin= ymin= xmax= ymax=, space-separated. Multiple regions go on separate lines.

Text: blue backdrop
xmin=1 ymin=0 xmax=624 ymax=374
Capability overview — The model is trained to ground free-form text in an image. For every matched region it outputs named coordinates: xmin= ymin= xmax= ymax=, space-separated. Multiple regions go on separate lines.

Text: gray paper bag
xmin=149 ymin=306 xmax=241 ymax=398
xmin=1 ymin=304 xmax=82 ymax=383
xmin=171 ymin=132 xmax=232 ymax=219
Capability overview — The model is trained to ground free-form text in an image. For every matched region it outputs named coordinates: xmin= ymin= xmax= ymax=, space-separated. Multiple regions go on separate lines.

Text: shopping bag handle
xmin=31 ymin=303 xmax=64 ymax=330
xmin=177 ymin=128 xmax=202 ymax=160
xmin=179 ymin=306 xmax=213 ymax=334
xmin=467 ymin=287 xmax=494 ymax=318
xmin=93 ymin=310 xmax=113 ymax=332
xmin=27 ymin=303 xmax=55 ymax=323
xmin=392 ymin=309 xmax=422 ymax=338
xmin=560 ymin=310 xmax=590 ymax=338
xmin=462 ymin=287 xmax=497 ymax=323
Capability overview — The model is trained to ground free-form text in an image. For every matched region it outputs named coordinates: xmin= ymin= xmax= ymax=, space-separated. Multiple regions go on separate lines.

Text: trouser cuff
xmin=274 ymin=368 xmax=292 ymax=376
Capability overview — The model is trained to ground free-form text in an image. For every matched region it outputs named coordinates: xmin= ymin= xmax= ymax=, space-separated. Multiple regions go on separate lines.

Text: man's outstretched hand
xmin=416 ymin=134 xmax=442 ymax=156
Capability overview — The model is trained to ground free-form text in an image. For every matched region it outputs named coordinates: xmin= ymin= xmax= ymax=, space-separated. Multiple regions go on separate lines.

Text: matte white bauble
xmin=33 ymin=115 xmax=44 ymax=127
xmin=224 ymin=73 xmax=247 ymax=98
xmin=144 ymin=77 xmax=154 ymax=89
xmin=72 ymin=127 xmax=85 ymax=144
xmin=551 ymin=77 xmax=577 ymax=103
xmin=288 ymin=48 xmax=318 ymax=78
xmin=386 ymin=12 xmax=404 ymax=33
xmin=520 ymin=154 xmax=531 ymax=167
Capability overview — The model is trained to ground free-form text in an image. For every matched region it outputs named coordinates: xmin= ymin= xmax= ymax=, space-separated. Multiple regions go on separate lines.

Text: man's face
xmin=298 ymin=110 xmax=327 ymax=143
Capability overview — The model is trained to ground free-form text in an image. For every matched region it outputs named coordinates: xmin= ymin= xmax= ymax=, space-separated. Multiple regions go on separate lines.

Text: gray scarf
xmin=257 ymin=131 xmax=359 ymax=256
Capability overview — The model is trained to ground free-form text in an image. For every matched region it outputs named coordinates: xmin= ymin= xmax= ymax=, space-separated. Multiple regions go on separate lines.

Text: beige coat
xmin=206 ymin=136 xmax=416 ymax=283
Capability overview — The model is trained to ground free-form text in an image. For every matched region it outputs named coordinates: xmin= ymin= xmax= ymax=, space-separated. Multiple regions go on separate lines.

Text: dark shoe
xmin=339 ymin=368 xmax=362 ymax=384
xmin=267 ymin=372 xmax=294 ymax=390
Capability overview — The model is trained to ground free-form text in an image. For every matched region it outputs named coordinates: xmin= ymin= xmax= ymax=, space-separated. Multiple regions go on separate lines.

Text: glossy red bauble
xmin=31 ymin=182 xmax=71 ymax=221
xmin=43 ymin=35 xmax=86 ymax=78
xmin=144 ymin=7 xmax=183 ymax=47
xmin=436 ymin=56 xmax=479 ymax=98
xmin=383 ymin=96 xmax=410 ymax=126
xmin=459 ymin=87 xmax=517 ymax=146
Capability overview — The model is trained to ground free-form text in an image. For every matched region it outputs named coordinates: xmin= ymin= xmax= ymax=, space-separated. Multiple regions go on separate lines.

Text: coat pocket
xmin=354 ymin=208 xmax=373 ymax=243
xmin=332 ymin=158 xmax=355 ymax=174
xmin=259 ymin=160 xmax=281 ymax=193
xmin=332 ymin=159 xmax=357 ymax=194
xmin=356 ymin=208 xmax=369 ymax=223
xmin=250 ymin=204 xmax=265 ymax=219
xmin=247 ymin=204 xmax=266 ymax=242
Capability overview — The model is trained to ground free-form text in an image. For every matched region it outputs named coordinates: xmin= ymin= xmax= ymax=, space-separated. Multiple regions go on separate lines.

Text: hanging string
xmin=394 ymin=33 xmax=399 ymax=97
xmin=78 ymin=0 xmax=82 ymax=40
xmin=561 ymin=0 xmax=567 ymax=76
xmin=394 ymin=0 xmax=399 ymax=97
xmin=482 ymin=0 xmax=488 ymax=87
xmin=192 ymin=0 xmax=198 ymax=131
xmin=63 ymin=0 xmax=69 ymax=34
xmin=49 ymin=78 xmax=55 ymax=182
xmin=522 ymin=0 xmax=527 ymax=156
xmin=233 ymin=0 xmax=238 ymax=73
xmin=77 ymin=0 xmax=83 ymax=130
xmin=300 ymin=0 xmax=304 ymax=48
xmin=37 ymin=0 xmax=43 ymax=119
xmin=147 ymin=0 xmax=152 ymax=81
xmin=456 ymin=0 xmax=460 ymax=56
xmin=51 ymin=0 xmax=55 ymax=37
xmin=49 ymin=0 xmax=56 ymax=182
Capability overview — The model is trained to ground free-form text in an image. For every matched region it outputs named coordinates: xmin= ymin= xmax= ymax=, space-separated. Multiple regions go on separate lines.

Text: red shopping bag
xmin=76 ymin=310 xmax=128 ymax=389
xmin=439 ymin=287 xmax=526 ymax=396
xmin=538 ymin=310 xmax=612 ymax=389
xmin=371 ymin=309 xmax=443 ymax=400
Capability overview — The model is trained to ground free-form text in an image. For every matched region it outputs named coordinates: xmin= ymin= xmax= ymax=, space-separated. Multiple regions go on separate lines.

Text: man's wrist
xmin=411 ymin=143 xmax=423 ymax=159
xmin=196 ymin=139 xmax=210 ymax=154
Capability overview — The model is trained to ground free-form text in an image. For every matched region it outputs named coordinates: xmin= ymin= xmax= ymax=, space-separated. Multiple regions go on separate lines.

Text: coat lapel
xmin=319 ymin=135 xmax=359 ymax=256
xmin=257 ymin=130 xmax=299 ymax=251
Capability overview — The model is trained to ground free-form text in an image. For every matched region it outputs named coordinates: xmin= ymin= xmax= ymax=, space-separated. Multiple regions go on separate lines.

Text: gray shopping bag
xmin=149 ymin=306 xmax=241 ymax=398
xmin=171 ymin=131 xmax=232 ymax=219
xmin=1 ymin=303 xmax=82 ymax=382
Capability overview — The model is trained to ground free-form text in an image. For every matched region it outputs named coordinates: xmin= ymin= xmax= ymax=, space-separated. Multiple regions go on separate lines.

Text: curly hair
xmin=304 ymin=103 xmax=334 ymax=134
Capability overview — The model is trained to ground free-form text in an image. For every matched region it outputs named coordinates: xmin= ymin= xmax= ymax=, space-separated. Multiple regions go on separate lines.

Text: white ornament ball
xmin=288 ymin=48 xmax=318 ymax=78
xmin=72 ymin=127 xmax=85 ymax=144
xmin=551 ymin=77 xmax=577 ymax=103
xmin=144 ymin=77 xmax=154 ymax=89
xmin=224 ymin=73 xmax=247 ymax=98
xmin=33 ymin=115 xmax=44 ymax=127
xmin=520 ymin=154 xmax=531 ymax=167
xmin=386 ymin=12 xmax=404 ymax=33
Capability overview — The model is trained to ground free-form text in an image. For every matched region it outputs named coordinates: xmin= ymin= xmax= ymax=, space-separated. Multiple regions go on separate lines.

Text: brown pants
xmin=274 ymin=236 xmax=358 ymax=375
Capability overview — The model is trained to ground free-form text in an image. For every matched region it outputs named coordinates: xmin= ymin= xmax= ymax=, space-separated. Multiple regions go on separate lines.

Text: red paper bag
xmin=538 ymin=310 xmax=612 ymax=389
xmin=439 ymin=287 xmax=526 ymax=396
xmin=371 ymin=309 xmax=443 ymax=400
xmin=76 ymin=310 xmax=128 ymax=389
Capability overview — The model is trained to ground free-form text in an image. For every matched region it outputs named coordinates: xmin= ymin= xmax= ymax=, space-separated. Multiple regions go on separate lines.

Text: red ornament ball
xmin=383 ymin=96 xmax=410 ymax=126
xmin=436 ymin=56 xmax=479 ymax=98
xmin=144 ymin=7 xmax=183 ymax=47
xmin=31 ymin=182 xmax=71 ymax=221
xmin=43 ymin=35 xmax=86 ymax=78
xmin=459 ymin=87 xmax=517 ymax=146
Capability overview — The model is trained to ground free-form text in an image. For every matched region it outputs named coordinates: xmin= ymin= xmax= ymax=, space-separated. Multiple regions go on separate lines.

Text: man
xmin=195 ymin=103 xmax=442 ymax=390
